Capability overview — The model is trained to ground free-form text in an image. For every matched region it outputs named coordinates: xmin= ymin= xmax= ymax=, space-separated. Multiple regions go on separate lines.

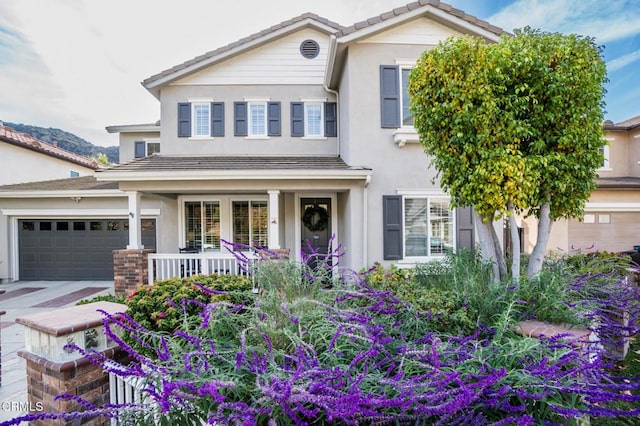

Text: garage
xmin=19 ymin=219 xmax=156 ymax=280
xmin=568 ymin=212 xmax=639 ymax=253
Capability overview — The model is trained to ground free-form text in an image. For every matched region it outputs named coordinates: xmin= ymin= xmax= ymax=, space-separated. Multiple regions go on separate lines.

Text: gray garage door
xmin=19 ymin=219 xmax=156 ymax=280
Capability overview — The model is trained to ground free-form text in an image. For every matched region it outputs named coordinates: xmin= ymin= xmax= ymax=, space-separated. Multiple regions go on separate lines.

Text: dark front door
xmin=301 ymin=198 xmax=332 ymax=267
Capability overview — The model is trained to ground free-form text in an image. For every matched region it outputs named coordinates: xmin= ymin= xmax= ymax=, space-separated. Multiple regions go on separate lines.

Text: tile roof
xmin=615 ymin=115 xmax=640 ymax=129
xmin=99 ymin=155 xmax=363 ymax=173
xmin=0 ymin=125 xmax=99 ymax=170
xmin=0 ymin=176 xmax=118 ymax=192
xmin=596 ymin=177 xmax=640 ymax=189
xmin=335 ymin=0 xmax=504 ymax=38
xmin=142 ymin=13 xmax=345 ymax=88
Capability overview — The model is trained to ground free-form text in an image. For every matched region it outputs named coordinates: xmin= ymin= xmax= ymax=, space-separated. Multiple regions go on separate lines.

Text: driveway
xmin=0 ymin=280 xmax=113 ymax=423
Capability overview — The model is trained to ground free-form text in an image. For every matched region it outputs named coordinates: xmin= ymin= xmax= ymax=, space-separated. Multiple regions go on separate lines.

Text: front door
xmin=301 ymin=198 xmax=332 ymax=266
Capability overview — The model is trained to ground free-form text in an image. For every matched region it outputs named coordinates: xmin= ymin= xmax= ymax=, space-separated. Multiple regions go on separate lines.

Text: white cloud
xmin=607 ymin=49 xmax=640 ymax=73
xmin=488 ymin=0 xmax=640 ymax=43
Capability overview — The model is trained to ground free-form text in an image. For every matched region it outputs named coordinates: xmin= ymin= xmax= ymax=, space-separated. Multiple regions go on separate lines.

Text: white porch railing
xmin=148 ymin=252 xmax=254 ymax=283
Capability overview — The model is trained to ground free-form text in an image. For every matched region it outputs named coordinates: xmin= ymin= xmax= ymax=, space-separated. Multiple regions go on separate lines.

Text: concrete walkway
xmin=0 ymin=281 xmax=113 ymax=424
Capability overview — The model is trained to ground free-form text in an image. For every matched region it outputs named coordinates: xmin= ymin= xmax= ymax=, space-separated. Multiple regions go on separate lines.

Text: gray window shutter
xmin=178 ymin=103 xmax=191 ymax=137
xmin=291 ymin=102 xmax=304 ymax=137
xmin=324 ymin=102 xmax=337 ymax=137
xmin=134 ymin=141 xmax=146 ymax=158
xmin=211 ymin=102 xmax=224 ymax=136
xmin=383 ymin=195 xmax=403 ymax=260
xmin=456 ymin=206 xmax=475 ymax=250
xmin=234 ymin=102 xmax=247 ymax=136
xmin=267 ymin=102 xmax=281 ymax=136
xmin=380 ymin=65 xmax=400 ymax=128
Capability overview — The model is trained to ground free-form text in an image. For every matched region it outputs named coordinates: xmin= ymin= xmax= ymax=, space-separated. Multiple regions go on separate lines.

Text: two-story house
xmin=534 ymin=115 xmax=640 ymax=254
xmin=0 ymin=1 xmax=501 ymax=283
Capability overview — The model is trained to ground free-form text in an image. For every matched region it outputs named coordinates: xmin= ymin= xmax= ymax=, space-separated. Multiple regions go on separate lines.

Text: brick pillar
xmin=16 ymin=301 xmax=129 ymax=425
xmin=113 ymin=249 xmax=154 ymax=297
xmin=18 ymin=348 xmax=128 ymax=426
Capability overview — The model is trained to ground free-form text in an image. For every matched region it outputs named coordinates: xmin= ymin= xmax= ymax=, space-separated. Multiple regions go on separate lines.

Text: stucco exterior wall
xmin=158 ymin=84 xmax=337 ymax=157
xmin=339 ymin=42 xmax=442 ymax=264
xmin=118 ymin=131 xmax=161 ymax=164
xmin=0 ymin=143 xmax=94 ymax=185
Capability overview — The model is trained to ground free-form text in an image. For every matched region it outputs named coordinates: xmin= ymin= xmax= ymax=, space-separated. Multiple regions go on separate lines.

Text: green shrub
xmin=125 ymin=274 xmax=254 ymax=357
xmin=76 ymin=294 xmax=126 ymax=305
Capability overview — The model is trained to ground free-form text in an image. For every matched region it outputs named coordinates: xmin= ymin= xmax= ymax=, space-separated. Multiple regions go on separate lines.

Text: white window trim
xmin=189 ymin=100 xmax=213 ymax=140
xmin=599 ymin=139 xmax=611 ymax=170
xmin=179 ymin=196 xmax=223 ymax=252
xmin=144 ymin=138 xmax=161 ymax=156
xmin=247 ymin=101 xmax=268 ymax=139
xmin=399 ymin=66 xmax=414 ymax=130
xmin=396 ymin=191 xmax=456 ymax=264
xmin=303 ymin=102 xmax=325 ymax=139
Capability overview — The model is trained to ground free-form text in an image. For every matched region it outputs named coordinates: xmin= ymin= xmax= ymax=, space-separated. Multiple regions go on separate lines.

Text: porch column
xmin=126 ymin=191 xmax=143 ymax=249
xmin=268 ymin=190 xmax=280 ymax=249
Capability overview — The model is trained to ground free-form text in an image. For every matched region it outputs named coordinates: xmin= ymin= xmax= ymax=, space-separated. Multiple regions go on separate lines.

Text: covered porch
xmin=94 ymin=156 xmax=371 ymax=295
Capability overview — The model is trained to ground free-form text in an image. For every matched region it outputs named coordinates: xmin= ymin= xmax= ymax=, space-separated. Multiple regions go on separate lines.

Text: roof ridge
xmin=0 ymin=125 xmax=99 ymax=170
xmin=143 ymin=12 xmax=344 ymax=87
xmin=336 ymin=0 xmax=504 ymax=38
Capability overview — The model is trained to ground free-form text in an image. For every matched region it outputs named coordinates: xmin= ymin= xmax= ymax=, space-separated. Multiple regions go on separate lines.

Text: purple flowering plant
xmin=4 ymin=242 xmax=640 ymax=425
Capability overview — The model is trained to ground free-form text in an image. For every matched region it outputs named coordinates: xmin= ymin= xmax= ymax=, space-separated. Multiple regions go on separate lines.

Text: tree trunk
xmin=527 ymin=202 xmax=553 ymax=278
xmin=474 ymin=211 xmax=502 ymax=282
xmin=508 ymin=202 xmax=521 ymax=283
xmin=488 ymin=220 xmax=508 ymax=281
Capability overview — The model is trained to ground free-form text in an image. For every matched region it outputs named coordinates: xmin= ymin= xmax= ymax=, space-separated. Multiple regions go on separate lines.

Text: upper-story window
xmin=234 ymin=101 xmax=281 ymax=137
xmin=400 ymin=68 xmax=414 ymax=127
xmin=135 ymin=140 xmax=161 ymax=158
xmin=193 ymin=103 xmax=210 ymax=137
xmin=291 ymin=101 xmax=337 ymax=138
xmin=305 ymin=102 xmax=324 ymax=137
xmin=248 ymin=102 xmax=267 ymax=137
xmin=70 ymin=171 xmax=80 ymax=178
xmin=598 ymin=140 xmax=611 ymax=170
xmin=380 ymin=63 xmax=415 ymax=129
xmin=177 ymin=101 xmax=224 ymax=138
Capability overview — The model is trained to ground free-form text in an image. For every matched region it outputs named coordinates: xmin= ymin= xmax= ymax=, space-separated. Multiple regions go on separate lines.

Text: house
xmin=534 ymin=115 xmax=640 ymax=254
xmin=0 ymin=1 xmax=506 ymax=286
xmin=0 ymin=123 xmax=98 ymax=185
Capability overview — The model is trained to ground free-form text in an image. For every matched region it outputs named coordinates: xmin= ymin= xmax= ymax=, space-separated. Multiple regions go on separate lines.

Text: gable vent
xmin=300 ymin=39 xmax=320 ymax=59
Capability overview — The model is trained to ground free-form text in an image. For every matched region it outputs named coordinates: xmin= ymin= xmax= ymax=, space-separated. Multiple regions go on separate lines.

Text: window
xmin=234 ymin=101 xmax=280 ymax=137
xmin=134 ymin=140 xmax=161 ymax=158
xmin=248 ymin=102 xmax=267 ymax=137
xmin=305 ymin=103 xmax=323 ymax=137
xmin=177 ymin=101 xmax=224 ymax=138
xmin=400 ymin=68 xmax=413 ymax=126
xmin=599 ymin=143 xmax=610 ymax=169
xmin=383 ymin=194 xmax=458 ymax=260
xmin=184 ymin=201 xmax=220 ymax=252
xmin=403 ymin=197 xmax=453 ymax=258
xmin=193 ymin=103 xmax=210 ymax=137
xmin=70 ymin=171 xmax=80 ymax=177
xmin=291 ymin=101 xmax=337 ymax=137
xmin=380 ymin=64 xmax=415 ymax=128
xmin=232 ymin=201 xmax=268 ymax=248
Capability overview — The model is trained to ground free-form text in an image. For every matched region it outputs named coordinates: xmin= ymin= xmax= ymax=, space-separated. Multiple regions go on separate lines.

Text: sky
xmin=0 ymin=0 xmax=639 ymax=148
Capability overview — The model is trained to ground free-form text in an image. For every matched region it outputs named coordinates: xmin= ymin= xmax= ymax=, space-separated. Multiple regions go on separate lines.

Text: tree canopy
xmin=409 ymin=28 xmax=608 ymax=278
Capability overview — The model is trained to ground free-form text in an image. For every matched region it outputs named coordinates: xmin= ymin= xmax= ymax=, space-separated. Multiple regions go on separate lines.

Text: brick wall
xmin=113 ymin=249 xmax=154 ymax=297
xmin=19 ymin=348 xmax=128 ymax=426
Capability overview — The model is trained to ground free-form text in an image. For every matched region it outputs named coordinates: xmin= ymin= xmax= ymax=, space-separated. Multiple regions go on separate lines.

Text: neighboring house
xmin=0 ymin=123 xmax=98 ymax=185
xmin=0 ymin=1 xmax=506 ymax=282
xmin=531 ymin=115 xmax=640 ymax=254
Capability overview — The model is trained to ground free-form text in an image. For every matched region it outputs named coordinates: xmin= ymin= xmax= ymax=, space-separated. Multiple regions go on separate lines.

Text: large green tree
xmin=409 ymin=28 xmax=608 ymax=280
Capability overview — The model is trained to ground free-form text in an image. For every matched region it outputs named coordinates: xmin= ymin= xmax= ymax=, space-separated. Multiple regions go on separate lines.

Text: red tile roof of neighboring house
xmin=0 ymin=124 xmax=99 ymax=170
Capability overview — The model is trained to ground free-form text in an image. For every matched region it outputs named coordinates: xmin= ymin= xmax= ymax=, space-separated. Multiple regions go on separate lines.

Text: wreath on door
xmin=302 ymin=205 xmax=330 ymax=232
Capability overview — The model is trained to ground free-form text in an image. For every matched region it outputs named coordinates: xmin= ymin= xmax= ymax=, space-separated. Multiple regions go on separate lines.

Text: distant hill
xmin=2 ymin=121 xmax=119 ymax=164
